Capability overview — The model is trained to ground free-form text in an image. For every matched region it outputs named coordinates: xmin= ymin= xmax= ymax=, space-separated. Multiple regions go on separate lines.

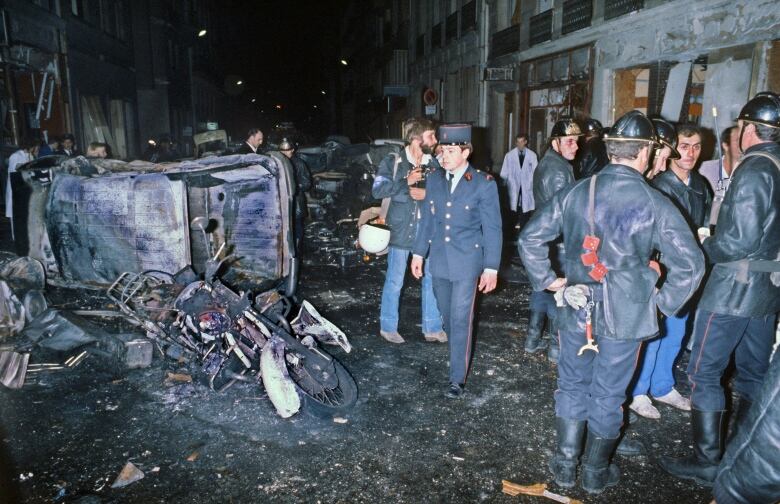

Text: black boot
xmin=728 ymin=398 xmax=753 ymax=442
xmin=659 ymin=409 xmax=725 ymax=486
xmin=580 ymin=432 xmax=620 ymax=494
xmin=548 ymin=417 xmax=586 ymax=488
xmin=524 ymin=311 xmax=547 ymax=353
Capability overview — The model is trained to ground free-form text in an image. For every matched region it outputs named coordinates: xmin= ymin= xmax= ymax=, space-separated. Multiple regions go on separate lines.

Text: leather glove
xmin=554 ymin=284 xmax=589 ymax=310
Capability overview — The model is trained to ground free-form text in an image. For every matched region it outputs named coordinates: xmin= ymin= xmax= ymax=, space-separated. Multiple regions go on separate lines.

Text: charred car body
xmin=8 ymin=153 xmax=357 ymax=417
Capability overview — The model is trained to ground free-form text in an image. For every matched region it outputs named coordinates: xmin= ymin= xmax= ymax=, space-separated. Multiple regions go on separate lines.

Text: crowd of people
xmin=372 ymin=92 xmax=779 ymax=501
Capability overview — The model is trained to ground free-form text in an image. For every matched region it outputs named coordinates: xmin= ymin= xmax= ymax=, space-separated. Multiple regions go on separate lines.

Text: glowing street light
xmin=198 ymin=29 xmax=207 ymax=37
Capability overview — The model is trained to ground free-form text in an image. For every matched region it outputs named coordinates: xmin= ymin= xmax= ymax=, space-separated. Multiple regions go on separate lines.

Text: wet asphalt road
xmin=0 ymin=245 xmax=714 ymax=503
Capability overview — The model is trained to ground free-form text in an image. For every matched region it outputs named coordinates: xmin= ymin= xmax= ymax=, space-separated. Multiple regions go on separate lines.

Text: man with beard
xmin=372 ymin=117 xmax=445 ymax=345
xmin=520 ymin=110 xmax=704 ymax=494
xmin=660 ymin=92 xmax=780 ymax=487
xmin=524 ymin=118 xmax=583 ymax=362
xmin=411 ymin=124 xmax=502 ymax=398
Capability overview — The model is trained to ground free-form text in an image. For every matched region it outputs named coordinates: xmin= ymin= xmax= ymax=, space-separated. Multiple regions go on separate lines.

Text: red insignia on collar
xmin=464 ymin=172 xmax=472 ymax=181
xmin=486 ymin=174 xmax=493 ymax=181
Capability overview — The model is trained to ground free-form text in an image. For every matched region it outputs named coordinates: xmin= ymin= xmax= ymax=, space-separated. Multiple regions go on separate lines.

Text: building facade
xmin=1 ymin=0 xmax=227 ymax=160
xmin=338 ymin=0 xmax=779 ymax=171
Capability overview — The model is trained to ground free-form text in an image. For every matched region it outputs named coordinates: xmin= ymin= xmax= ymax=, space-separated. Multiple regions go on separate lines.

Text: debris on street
xmin=110 ymin=462 xmax=145 ymax=489
xmin=502 ymin=480 xmax=583 ymax=504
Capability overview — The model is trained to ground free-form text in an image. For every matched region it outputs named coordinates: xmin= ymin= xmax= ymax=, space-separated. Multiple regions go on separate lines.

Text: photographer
xmin=371 ymin=117 xmax=445 ymax=344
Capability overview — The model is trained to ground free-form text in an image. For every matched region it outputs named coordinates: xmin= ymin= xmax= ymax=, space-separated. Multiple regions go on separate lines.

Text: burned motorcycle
xmin=107 ymin=220 xmax=357 ymax=418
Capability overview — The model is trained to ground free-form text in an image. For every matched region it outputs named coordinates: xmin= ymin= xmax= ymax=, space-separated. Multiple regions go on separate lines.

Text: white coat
xmin=500 ymin=146 xmax=537 ymax=213
xmin=5 ymin=149 xmax=32 ymax=220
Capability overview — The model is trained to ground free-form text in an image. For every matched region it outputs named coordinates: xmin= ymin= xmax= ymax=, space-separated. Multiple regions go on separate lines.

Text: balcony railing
xmin=604 ymin=0 xmax=644 ymax=20
xmin=529 ymin=9 xmax=553 ymax=46
xmin=461 ymin=1 xmax=477 ymax=33
xmin=562 ymin=0 xmax=592 ymax=34
xmin=489 ymin=24 xmax=520 ymax=59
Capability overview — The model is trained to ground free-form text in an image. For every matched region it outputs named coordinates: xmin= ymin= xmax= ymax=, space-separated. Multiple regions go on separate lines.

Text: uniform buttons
xmin=446 ymin=202 xmax=452 ymax=207
xmin=464 ymin=205 xmax=470 ymax=210
xmin=445 ymin=225 xmax=450 ymax=230
xmin=428 ymin=239 xmax=432 ymax=243
xmin=475 ymin=243 xmax=479 ymax=248
xmin=445 ymin=213 xmax=451 ymax=219
xmin=409 ymin=222 xmax=413 ymax=226
xmin=445 ymin=237 xmax=450 ymax=242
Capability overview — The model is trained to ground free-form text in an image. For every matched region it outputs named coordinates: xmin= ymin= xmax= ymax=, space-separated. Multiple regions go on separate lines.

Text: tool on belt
xmin=581 ymin=175 xmax=608 ymax=282
xmin=555 ymin=285 xmax=599 ymax=355
xmin=577 ymin=300 xmax=598 ymax=355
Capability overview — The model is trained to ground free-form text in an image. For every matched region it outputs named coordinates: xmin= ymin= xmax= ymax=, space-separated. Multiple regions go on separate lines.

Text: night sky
xmin=217 ymin=1 xmax=349 ymax=138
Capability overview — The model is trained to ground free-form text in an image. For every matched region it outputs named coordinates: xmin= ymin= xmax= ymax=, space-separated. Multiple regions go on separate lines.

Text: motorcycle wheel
xmin=287 ymin=355 xmax=358 ymax=417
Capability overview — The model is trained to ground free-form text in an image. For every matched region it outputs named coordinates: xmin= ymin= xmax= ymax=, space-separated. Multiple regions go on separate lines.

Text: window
xmin=604 ymin=0 xmax=644 ymax=20
xmin=529 ymin=9 xmax=553 ymax=46
xmin=71 ymin=0 xmax=84 ymax=16
xmin=562 ymin=0 xmax=592 ymax=35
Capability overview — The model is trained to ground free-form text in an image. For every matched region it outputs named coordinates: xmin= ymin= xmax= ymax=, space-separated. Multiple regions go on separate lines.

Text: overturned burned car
xmin=6 ymin=154 xmax=357 ymax=417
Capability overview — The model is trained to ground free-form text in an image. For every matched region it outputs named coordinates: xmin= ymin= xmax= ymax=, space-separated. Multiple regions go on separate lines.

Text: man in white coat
xmin=5 ymin=138 xmax=38 ymax=241
xmin=500 ymin=133 xmax=538 ymax=233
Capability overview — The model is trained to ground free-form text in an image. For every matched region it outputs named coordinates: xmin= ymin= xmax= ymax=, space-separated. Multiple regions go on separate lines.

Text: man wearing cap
xmin=661 ymin=92 xmax=780 ymax=486
xmin=372 ymin=118 xmax=445 ymax=344
xmin=411 ymin=123 xmax=502 ymax=399
xmin=523 ymin=118 xmax=583 ymax=362
xmin=520 ymin=110 xmax=704 ymax=494
xmin=629 ymin=121 xmax=711 ymax=420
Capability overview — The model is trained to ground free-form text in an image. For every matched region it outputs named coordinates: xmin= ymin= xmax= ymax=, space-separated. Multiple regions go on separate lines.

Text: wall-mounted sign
xmin=425 ymin=105 xmax=437 ymax=116
xmin=423 ymin=87 xmax=438 ymax=106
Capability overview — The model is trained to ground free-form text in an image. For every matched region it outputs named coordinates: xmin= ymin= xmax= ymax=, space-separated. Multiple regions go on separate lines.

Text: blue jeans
xmin=631 ymin=312 xmax=688 ymax=397
xmin=379 ymin=247 xmax=443 ymax=334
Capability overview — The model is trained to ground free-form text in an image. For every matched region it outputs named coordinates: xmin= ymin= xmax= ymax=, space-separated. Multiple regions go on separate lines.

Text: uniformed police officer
xmin=410 ymin=124 xmax=502 ymax=399
xmin=524 ymin=118 xmax=583 ymax=362
xmin=660 ymin=92 xmax=780 ymax=486
xmin=520 ymin=110 xmax=705 ymax=494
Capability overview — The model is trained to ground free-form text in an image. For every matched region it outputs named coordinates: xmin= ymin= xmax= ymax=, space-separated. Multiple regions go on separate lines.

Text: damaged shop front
xmin=488 ymin=0 xmax=779 ymax=160
xmin=1 ymin=153 xmax=358 ymax=419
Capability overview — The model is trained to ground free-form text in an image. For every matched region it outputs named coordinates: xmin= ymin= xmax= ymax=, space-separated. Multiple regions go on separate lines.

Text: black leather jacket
xmin=520 ymin=163 xmax=705 ymax=340
xmin=577 ymin=137 xmax=609 ymax=179
xmin=713 ymin=351 xmax=780 ymax=504
xmin=533 ymin=148 xmax=575 ymax=208
xmin=290 ymin=154 xmax=311 ymax=219
xmin=651 ymin=169 xmax=712 ymax=230
xmin=698 ymin=142 xmax=780 ymax=317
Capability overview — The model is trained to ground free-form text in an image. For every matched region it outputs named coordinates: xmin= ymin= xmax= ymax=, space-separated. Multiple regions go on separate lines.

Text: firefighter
xmin=660 ymin=91 xmax=780 ymax=486
xmin=519 ymin=110 xmax=705 ymax=494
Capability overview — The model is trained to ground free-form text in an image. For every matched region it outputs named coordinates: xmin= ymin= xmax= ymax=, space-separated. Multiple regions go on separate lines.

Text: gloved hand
xmin=553 ymin=284 xmax=589 ymax=310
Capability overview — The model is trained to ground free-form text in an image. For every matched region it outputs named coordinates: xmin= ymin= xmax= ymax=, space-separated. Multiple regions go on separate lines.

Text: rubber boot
xmin=524 ymin=311 xmax=547 ymax=353
xmin=659 ymin=409 xmax=725 ymax=486
xmin=580 ymin=432 xmax=620 ymax=494
xmin=728 ymin=398 xmax=752 ymax=443
xmin=548 ymin=417 xmax=586 ymax=488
